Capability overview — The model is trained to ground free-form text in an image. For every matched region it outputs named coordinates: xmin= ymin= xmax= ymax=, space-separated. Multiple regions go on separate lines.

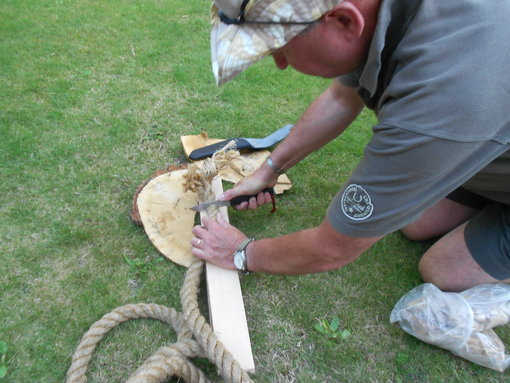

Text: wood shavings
xmin=183 ymin=141 xmax=238 ymax=196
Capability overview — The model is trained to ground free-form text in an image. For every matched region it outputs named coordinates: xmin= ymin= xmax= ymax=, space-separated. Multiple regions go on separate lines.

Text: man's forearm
xmin=219 ymin=80 xmax=364 ymax=202
xmin=269 ymin=80 xmax=364 ymax=172
xmin=246 ymin=219 xmax=381 ymax=275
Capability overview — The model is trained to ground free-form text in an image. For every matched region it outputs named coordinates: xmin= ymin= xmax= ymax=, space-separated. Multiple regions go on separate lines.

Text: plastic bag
xmin=390 ymin=283 xmax=510 ymax=372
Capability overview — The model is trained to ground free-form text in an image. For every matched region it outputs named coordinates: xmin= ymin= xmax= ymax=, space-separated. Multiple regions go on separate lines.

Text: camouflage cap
xmin=211 ymin=0 xmax=341 ymax=85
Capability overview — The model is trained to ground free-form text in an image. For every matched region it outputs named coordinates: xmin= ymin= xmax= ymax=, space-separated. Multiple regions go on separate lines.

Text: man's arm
xmin=221 ymin=79 xmax=365 ymax=203
xmin=193 ymin=214 xmax=382 ymax=274
xmin=268 ymin=78 xmax=365 ymax=172
xmin=247 ymin=219 xmax=381 ymax=274
xmin=190 ymin=79 xmax=374 ymax=273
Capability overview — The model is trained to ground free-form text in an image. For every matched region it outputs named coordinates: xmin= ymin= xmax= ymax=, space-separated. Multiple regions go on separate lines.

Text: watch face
xmin=234 ymin=251 xmax=244 ymax=270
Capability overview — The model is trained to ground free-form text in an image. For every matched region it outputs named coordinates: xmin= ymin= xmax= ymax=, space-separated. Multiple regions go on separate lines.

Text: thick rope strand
xmin=180 ymin=258 xmax=253 ymax=383
xmin=66 ymin=259 xmax=253 ymax=383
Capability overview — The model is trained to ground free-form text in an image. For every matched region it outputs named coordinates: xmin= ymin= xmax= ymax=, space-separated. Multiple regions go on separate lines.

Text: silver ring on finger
xmin=197 ymin=239 xmax=202 ymax=247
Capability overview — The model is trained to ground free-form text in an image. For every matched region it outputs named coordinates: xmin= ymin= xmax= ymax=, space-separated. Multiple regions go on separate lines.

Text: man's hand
xmin=220 ymin=167 xmax=278 ymax=210
xmin=191 ymin=213 xmax=248 ymax=269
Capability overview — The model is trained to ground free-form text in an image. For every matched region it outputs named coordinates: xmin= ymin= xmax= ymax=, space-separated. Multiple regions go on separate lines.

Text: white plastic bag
xmin=390 ymin=283 xmax=510 ymax=372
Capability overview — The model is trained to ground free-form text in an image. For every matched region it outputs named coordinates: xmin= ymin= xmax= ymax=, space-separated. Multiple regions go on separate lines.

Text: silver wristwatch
xmin=233 ymin=238 xmax=254 ymax=274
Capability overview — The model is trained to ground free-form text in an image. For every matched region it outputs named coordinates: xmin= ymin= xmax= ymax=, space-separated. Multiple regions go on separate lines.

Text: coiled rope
xmin=66 ymin=257 xmax=253 ymax=383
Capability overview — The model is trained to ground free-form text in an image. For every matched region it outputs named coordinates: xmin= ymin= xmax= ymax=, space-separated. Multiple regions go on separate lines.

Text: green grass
xmin=1 ymin=1 xmax=508 ymax=382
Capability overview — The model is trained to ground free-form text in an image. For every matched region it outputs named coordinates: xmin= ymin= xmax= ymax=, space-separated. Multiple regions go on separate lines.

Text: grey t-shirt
xmin=327 ymin=0 xmax=510 ymax=237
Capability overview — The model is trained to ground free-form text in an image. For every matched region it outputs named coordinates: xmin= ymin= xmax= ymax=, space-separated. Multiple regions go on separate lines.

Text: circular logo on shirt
xmin=341 ymin=184 xmax=374 ymax=221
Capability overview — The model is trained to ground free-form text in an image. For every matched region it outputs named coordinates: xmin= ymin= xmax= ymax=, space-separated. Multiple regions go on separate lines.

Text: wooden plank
xmin=200 ymin=177 xmax=255 ymax=373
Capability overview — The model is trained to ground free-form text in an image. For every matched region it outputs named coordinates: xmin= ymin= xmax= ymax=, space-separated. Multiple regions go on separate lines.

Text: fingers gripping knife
xmin=190 ymin=188 xmax=276 ymax=213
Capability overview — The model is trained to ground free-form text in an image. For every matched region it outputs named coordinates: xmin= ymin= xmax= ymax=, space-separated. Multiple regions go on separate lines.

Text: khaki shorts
xmin=447 ymin=187 xmax=510 ymax=280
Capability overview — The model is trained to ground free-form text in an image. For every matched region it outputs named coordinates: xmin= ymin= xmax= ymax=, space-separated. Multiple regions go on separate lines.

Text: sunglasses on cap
xmin=219 ymin=0 xmax=317 ymax=25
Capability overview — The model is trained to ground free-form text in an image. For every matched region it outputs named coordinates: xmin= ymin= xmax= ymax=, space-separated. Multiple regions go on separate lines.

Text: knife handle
xmin=189 ymin=138 xmax=252 ymax=160
xmin=230 ymin=187 xmax=275 ymax=207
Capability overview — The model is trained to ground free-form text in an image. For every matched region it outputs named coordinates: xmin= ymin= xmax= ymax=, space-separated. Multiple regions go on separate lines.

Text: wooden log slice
xmin=135 ymin=168 xmax=198 ymax=267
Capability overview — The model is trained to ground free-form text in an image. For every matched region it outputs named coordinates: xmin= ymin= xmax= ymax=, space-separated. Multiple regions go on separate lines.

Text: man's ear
xmin=323 ymin=2 xmax=365 ymax=40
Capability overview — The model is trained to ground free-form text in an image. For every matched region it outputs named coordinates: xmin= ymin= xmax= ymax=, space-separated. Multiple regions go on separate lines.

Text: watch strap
xmin=237 ymin=237 xmax=254 ymax=252
xmin=235 ymin=238 xmax=254 ymax=273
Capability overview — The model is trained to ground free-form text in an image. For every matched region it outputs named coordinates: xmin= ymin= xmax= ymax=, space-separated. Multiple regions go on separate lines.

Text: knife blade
xmin=188 ymin=124 xmax=293 ymax=160
xmin=189 ymin=188 xmax=275 ymax=212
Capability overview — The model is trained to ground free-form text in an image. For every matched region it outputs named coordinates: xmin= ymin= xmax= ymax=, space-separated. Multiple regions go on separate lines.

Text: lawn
xmin=1 ymin=1 xmax=508 ymax=382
